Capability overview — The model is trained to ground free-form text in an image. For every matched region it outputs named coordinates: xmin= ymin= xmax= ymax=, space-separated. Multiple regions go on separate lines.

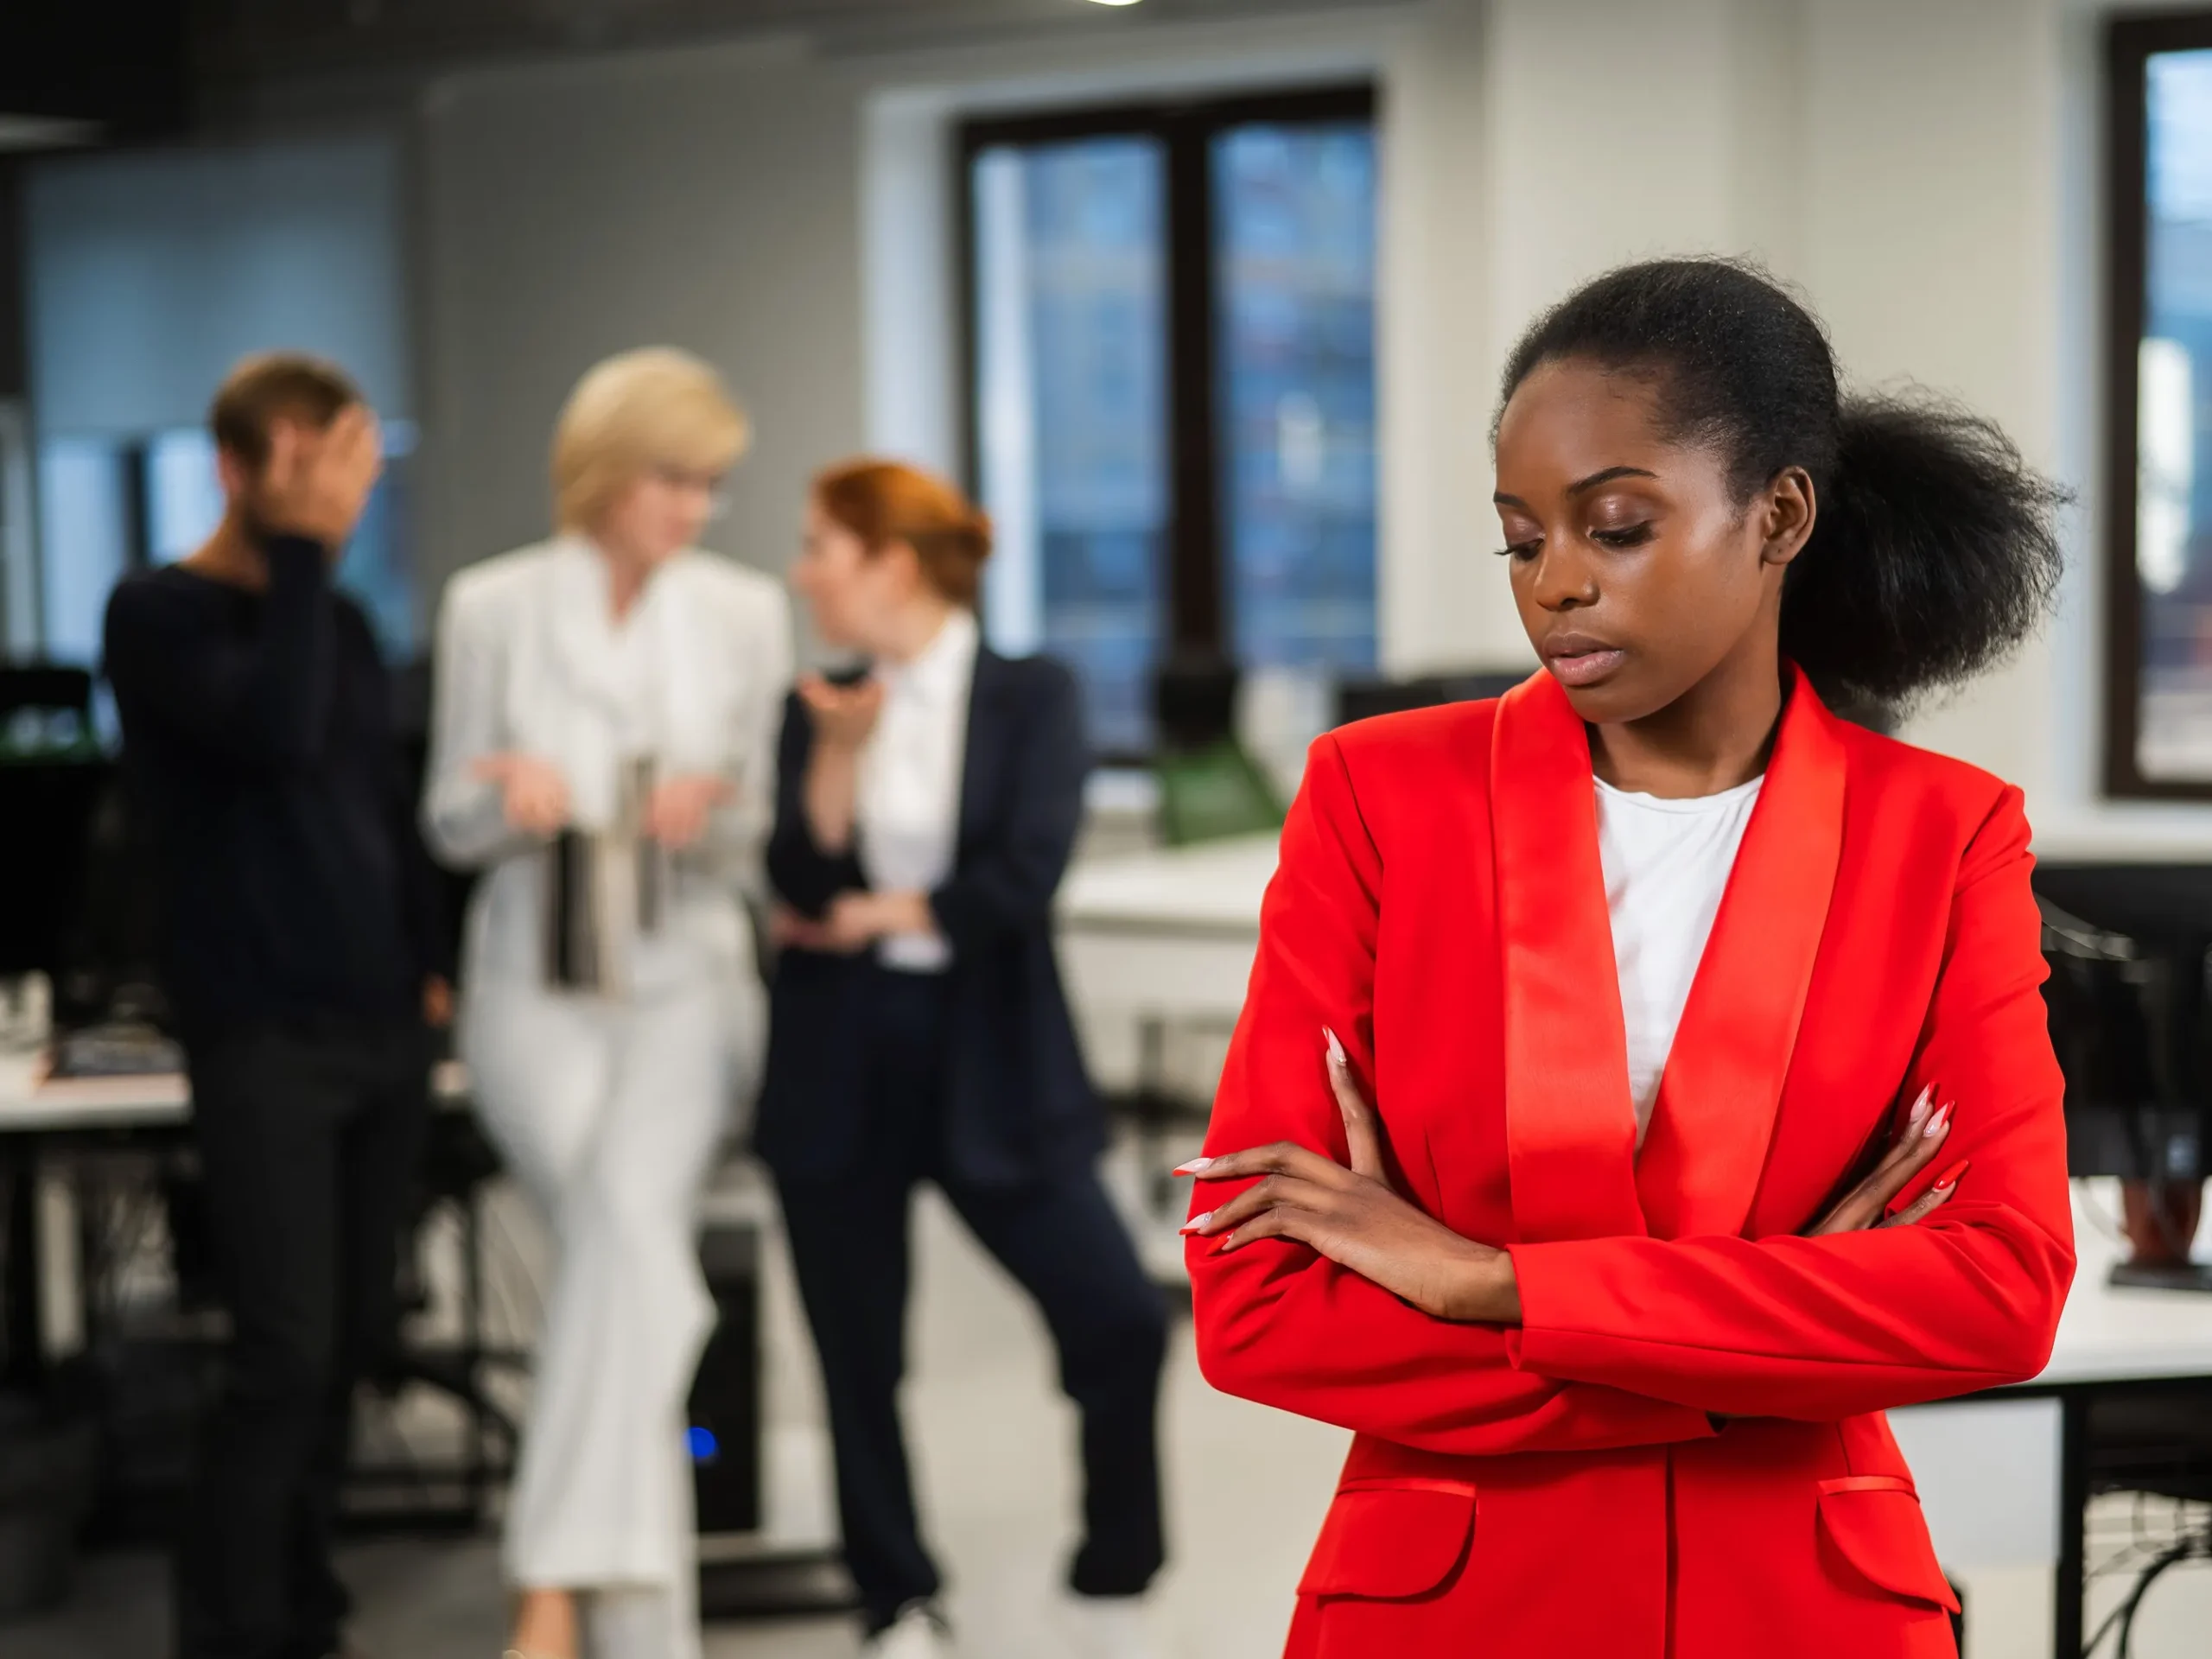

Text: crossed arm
xmin=1184 ymin=735 xmax=2075 ymax=1449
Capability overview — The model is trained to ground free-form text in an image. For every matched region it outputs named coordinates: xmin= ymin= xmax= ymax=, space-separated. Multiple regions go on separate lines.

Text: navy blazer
xmin=755 ymin=646 xmax=1103 ymax=1187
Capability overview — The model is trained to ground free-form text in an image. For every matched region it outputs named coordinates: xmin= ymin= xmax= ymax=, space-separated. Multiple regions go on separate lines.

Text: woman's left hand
xmin=644 ymin=772 xmax=734 ymax=849
xmin=781 ymin=890 xmax=939 ymax=954
xmin=1179 ymin=1030 xmax=1521 ymax=1324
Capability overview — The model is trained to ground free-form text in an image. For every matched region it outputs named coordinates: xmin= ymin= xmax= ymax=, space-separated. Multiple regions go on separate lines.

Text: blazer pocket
xmin=1297 ymin=1478 xmax=1478 ymax=1601
xmin=1816 ymin=1475 xmax=1961 ymax=1614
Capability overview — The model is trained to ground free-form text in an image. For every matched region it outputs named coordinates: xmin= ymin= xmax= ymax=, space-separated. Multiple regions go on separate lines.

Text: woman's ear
xmin=1759 ymin=467 xmax=1818 ymax=568
xmin=881 ymin=537 xmax=927 ymax=597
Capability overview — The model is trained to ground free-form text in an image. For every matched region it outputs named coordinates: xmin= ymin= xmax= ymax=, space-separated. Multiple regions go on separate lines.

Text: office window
xmin=35 ymin=440 xmax=131 ymax=667
xmin=0 ymin=404 xmax=33 ymax=657
xmin=34 ymin=424 xmax=422 ymax=671
xmin=22 ymin=133 xmax=417 ymax=671
xmin=2108 ymin=20 xmax=2212 ymax=793
xmin=964 ymin=86 xmax=1377 ymax=755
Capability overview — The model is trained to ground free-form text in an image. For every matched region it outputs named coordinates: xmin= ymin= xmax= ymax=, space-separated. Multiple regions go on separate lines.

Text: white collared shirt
xmin=856 ymin=607 xmax=980 ymax=973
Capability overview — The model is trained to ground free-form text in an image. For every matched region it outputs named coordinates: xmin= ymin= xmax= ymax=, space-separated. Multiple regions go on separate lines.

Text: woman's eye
xmin=1590 ymin=523 xmax=1656 ymax=550
xmin=1494 ymin=537 xmax=1541 ymax=561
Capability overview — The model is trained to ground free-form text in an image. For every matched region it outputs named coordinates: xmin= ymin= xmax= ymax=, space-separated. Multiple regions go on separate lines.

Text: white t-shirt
xmin=1594 ymin=774 xmax=1764 ymax=1143
xmin=856 ymin=608 xmax=979 ymax=973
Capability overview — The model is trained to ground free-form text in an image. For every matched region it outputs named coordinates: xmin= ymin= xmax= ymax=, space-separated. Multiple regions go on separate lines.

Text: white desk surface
xmin=1058 ymin=834 xmax=1279 ymax=937
xmin=0 ymin=1050 xmax=470 ymax=1134
xmin=2037 ymin=1179 xmax=2212 ymax=1386
xmin=7 ymin=1039 xmax=2203 ymax=1388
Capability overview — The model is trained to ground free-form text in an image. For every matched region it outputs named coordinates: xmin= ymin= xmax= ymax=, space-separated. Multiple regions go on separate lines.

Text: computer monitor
xmin=1152 ymin=654 xmax=1241 ymax=754
xmin=2034 ymin=862 xmax=2212 ymax=1288
xmin=0 ymin=757 xmax=116 ymax=986
xmin=1333 ymin=671 xmax=1526 ymax=728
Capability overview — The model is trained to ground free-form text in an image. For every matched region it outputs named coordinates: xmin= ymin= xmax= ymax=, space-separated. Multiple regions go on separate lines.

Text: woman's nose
xmin=1529 ymin=545 xmax=1599 ymax=612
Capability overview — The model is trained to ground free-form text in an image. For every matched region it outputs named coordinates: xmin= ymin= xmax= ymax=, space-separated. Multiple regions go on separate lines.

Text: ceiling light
xmin=1085 ymin=0 xmax=1147 ymax=7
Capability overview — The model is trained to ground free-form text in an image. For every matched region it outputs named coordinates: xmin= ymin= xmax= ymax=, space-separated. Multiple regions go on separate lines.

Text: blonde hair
xmin=550 ymin=347 xmax=750 ymax=532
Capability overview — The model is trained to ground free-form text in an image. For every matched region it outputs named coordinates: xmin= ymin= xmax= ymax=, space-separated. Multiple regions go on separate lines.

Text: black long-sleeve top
xmin=102 ymin=535 xmax=442 ymax=1038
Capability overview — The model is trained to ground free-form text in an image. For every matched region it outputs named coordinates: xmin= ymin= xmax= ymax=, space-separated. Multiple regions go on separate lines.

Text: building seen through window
xmin=968 ymin=86 xmax=1377 ymax=757
xmin=2112 ymin=26 xmax=2212 ymax=792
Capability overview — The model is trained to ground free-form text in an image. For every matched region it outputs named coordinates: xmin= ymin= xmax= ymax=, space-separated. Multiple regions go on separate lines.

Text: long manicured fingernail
xmin=1909 ymin=1085 xmax=1934 ymax=1128
xmin=1179 ymin=1212 xmax=1212 ymax=1235
xmin=1324 ymin=1027 xmax=1346 ymax=1069
xmin=1924 ymin=1103 xmax=1953 ymax=1138
xmin=1173 ymin=1157 xmax=1213 ymax=1176
xmin=1932 ymin=1159 xmax=1968 ymax=1191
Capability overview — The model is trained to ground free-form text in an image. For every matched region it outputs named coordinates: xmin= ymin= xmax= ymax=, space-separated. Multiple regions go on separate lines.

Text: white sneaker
xmin=864 ymin=1600 xmax=954 ymax=1659
xmin=1058 ymin=1591 xmax=1171 ymax=1659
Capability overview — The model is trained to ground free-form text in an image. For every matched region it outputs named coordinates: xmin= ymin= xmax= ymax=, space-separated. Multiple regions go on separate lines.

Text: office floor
xmin=12 ymin=1161 xmax=2212 ymax=1659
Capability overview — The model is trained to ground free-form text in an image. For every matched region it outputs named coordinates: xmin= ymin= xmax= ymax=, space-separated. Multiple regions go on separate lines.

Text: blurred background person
xmin=103 ymin=355 xmax=445 ymax=1659
xmin=422 ymin=348 xmax=789 ymax=1659
xmin=761 ymin=460 xmax=1168 ymax=1659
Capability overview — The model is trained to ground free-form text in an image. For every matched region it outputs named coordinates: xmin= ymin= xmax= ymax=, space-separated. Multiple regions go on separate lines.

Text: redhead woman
xmin=423 ymin=349 xmax=790 ymax=1659
xmin=1182 ymin=260 xmax=2075 ymax=1657
xmin=762 ymin=461 xmax=1167 ymax=1659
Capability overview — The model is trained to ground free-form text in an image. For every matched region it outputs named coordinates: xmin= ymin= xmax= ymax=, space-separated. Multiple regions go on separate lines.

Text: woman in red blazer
xmin=1180 ymin=260 xmax=2075 ymax=1657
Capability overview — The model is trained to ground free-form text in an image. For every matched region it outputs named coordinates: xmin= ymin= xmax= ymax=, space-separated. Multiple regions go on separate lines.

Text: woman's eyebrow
xmin=1494 ymin=466 xmax=1658 ymax=512
xmin=1567 ymin=465 xmax=1658 ymax=496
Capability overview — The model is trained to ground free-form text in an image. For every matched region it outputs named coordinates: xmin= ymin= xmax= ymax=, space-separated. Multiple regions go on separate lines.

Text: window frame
xmin=2105 ymin=14 xmax=2212 ymax=798
xmin=954 ymin=81 xmax=1379 ymax=754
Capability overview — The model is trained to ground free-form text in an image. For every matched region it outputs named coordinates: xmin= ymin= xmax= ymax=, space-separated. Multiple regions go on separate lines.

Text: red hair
xmin=811 ymin=458 xmax=992 ymax=606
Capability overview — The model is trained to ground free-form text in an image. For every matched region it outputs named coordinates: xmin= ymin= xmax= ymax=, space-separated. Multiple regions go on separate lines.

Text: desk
xmin=1057 ymin=835 xmax=1274 ymax=1092
xmin=0 ymin=1051 xmax=472 ymax=1380
xmin=1897 ymin=1183 xmax=2212 ymax=1657
xmin=0 ymin=1051 xmax=849 ymax=1609
xmin=0 ymin=1052 xmax=470 ymax=1134
xmin=1058 ymin=837 xmax=2212 ymax=1658
xmin=0 ymin=1052 xmax=506 ymax=1532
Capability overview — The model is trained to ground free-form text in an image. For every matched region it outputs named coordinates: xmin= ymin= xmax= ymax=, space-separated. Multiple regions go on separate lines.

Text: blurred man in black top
xmin=104 ymin=354 xmax=445 ymax=1659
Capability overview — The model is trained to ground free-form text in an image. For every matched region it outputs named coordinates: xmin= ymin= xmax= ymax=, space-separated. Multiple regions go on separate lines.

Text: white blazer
xmin=423 ymin=536 xmax=792 ymax=998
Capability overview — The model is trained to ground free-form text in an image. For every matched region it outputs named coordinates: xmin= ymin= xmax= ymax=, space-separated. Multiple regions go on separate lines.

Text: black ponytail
xmin=1497 ymin=258 xmax=2067 ymax=708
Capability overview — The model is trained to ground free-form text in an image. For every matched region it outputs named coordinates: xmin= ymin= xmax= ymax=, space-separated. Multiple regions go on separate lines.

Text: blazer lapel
xmin=1492 ymin=672 xmax=1648 ymax=1243
xmin=956 ymin=647 xmax=1011 ymax=854
xmin=1635 ymin=675 xmax=1846 ymax=1239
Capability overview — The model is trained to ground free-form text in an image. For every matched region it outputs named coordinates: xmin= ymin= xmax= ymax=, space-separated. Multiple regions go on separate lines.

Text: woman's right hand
xmin=798 ymin=672 xmax=885 ymax=753
xmin=472 ymin=753 xmax=569 ymax=836
xmin=1803 ymin=1084 xmax=1964 ymax=1235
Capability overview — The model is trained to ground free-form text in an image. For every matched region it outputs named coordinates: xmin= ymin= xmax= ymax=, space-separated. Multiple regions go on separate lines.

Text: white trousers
xmin=464 ymin=974 xmax=753 ymax=1659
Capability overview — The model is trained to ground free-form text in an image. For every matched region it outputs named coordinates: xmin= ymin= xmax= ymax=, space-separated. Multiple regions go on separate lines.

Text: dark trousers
xmin=175 ymin=1022 xmax=429 ymax=1659
xmin=777 ymin=969 xmax=1166 ymax=1634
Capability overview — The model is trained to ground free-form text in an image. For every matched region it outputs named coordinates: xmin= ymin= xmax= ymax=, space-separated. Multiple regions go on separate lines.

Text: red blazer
xmin=1188 ymin=671 xmax=2074 ymax=1659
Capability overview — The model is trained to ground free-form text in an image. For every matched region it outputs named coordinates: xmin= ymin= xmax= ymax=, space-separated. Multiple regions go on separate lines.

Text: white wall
xmin=405 ymin=0 xmax=2210 ymax=849
xmin=415 ymin=36 xmax=864 ymax=588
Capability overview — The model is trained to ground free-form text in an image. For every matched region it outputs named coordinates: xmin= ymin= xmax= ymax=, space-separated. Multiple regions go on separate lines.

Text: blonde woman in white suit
xmin=423 ymin=349 xmax=791 ymax=1659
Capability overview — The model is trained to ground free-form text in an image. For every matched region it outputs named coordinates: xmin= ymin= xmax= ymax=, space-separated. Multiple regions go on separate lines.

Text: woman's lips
xmin=1545 ymin=645 xmax=1627 ymax=687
